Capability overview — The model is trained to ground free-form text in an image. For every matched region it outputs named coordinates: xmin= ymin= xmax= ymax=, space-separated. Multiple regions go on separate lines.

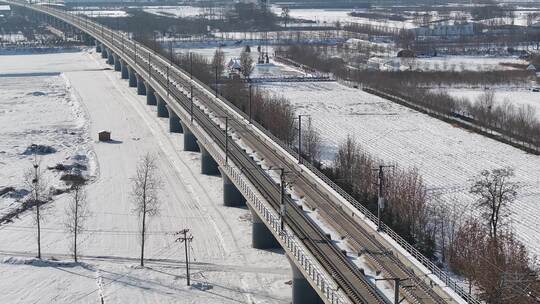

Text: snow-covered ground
xmin=261 ymin=81 xmax=540 ymax=256
xmin=143 ymin=6 xmax=203 ymax=18
xmin=0 ymin=50 xmax=291 ymax=303
xmin=444 ymin=87 xmax=540 ymax=119
xmin=70 ymin=9 xmax=129 ymax=18
xmin=270 ymin=5 xmax=416 ymax=29
xmin=0 ymin=72 xmax=95 ymax=221
xmin=413 ymin=55 xmax=528 ymax=72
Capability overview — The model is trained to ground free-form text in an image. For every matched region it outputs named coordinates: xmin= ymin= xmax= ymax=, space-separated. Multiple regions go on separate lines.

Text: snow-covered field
xmin=270 ymin=6 xmax=416 ymax=29
xmin=444 ymin=87 xmax=540 ymax=119
xmin=261 ymin=81 xmax=540 ymax=256
xmin=0 ymin=72 xmax=94 ymax=220
xmin=143 ymin=6 xmax=203 ymax=18
xmin=413 ymin=55 xmax=528 ymax=72
xmin=70 ymin=10 xmax=129 ymax=18
xmin=0 ymin=51 xmax=291 ymax=303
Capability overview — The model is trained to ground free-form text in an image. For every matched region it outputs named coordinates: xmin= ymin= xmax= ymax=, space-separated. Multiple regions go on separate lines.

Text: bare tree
xmin=131 ymin=153 xmax=162 ymax=267
xmin=334 ymin=136 xmax=359 ymax=185
xmin=23 ymin=153 xmax=49 ymax=259
xmin=64 ymin=183 xmax=89 ymax=262
xmin=432 ymin=200 xmax=467 ymax=263
xmin=448 ymin=218 xmax=487 ymax=294
xmin=240 ymin=49 xmax=254 ymax=79
xmin=211 ymin=47 xmax=226 ymax=78
xmin=470 ymin=167 xmax=519 ymax=242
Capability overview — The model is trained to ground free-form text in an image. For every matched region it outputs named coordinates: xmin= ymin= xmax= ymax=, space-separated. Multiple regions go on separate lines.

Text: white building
xmin=413 ymin=20 xmax=475 ymax=39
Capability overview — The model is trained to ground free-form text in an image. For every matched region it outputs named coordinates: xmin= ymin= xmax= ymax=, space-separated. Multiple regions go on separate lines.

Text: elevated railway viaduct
xmin=5 ymin=2 xmax=481 ymax=304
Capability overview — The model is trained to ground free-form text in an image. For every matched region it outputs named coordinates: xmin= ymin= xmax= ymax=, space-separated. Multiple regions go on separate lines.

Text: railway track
xmin=141 ymin=52 xmax=390 ymax=304
xmin=129 ymin=42 xmax=446 ymax=304
xmin=5 ymin=3 xmax=468 ymax=303
xmin=119 ymin=41 xmax=446 ymax=304
xmin=98 ymin=29 xmax=448 ymax=303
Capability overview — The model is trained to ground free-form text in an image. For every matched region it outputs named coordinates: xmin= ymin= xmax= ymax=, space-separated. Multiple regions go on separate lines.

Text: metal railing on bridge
xmin=10 ymin=2 xmax=481 ymax=303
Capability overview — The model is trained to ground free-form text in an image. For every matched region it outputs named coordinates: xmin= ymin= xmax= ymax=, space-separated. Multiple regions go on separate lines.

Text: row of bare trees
xmin=447 ymin=168 xmax=540 ymax=303
xmin=220 ymin=78 xmax=298 ymax=144
xmin=278 ymin=45 xmax=540 ymax=149
xmin=468 ymin=91 xmax=540 ymax=147
xmin=23 ymin=155 xmax=90 ymax=262
xmin=322 ymin=136 xmax=436 ymax=257
xmin=24 ymin=153 xmax=160 ymax=267
xmin=323 ymin=136 xmax=540 ymax=302
xmin=381 ymin=88 xmax=540 ymax=149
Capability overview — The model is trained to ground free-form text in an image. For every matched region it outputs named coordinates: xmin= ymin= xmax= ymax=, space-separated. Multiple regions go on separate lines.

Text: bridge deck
xmin=6 ymin=2 xmax=476 ymax=303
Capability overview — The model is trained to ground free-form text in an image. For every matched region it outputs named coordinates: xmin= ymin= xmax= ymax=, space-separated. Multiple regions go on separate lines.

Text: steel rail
xmin=7 ymin=2 xmax=479 ymax=303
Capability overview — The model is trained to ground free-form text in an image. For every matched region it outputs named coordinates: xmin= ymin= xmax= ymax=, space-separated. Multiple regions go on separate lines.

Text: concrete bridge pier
xmin=120 ymin=60 xmax=129 ymax=79
xmin=101 ymin=47 xmax=108 ymax=59
xmin=145 ymin=85 xmax=156 ymax=105
xmin=128 ymin=67 xmax=137 ymax=87
xmin=136 ymin=76 xmax=146 ymax=95
xmin=220 ymin=171 xmax=246 ymax=207
xmin=168 ymin=109 xmax=183 ymax=133
xmin=180 ymin=123 xmax=200 ymax=152
xmin=113 ymin=54 xmax=121 ymax=71
xmin=82 ymin=34 xmax=93 ymax=46
xmin=157 ymin=95 xmax=169 ymax=117
xmin=95 ymin=40 xmax=101 ymax=53
xmin=250 ymin=207 xmax=280 ymax=249
xmin=199 ymin=145 xmax=220 ymax=175
xmin=107 ymin=51 xmax=114 ymax=65
xmin=288 ymin=257 xmax=324 ymax=304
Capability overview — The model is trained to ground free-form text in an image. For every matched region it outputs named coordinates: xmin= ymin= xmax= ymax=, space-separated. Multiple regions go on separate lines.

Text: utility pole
xmin=166 ymin=66 xmax=170 ymax=96
xmin=169 ymin=40 xmax=173 ymax=63
xmin=214 ymin=64 xmax=218 ymax=97
xmin=189 ymin=52 xmax=193 ymax=79
xmin=224 ymin=117 xmax=228 ymax=164
xmin=375 ymin=277 xmax=411 ymax=304
xmin=218 ymin=116 xmax=229 ymax=164
xmin=190 ymin=85 xmax=194 ymax=123
xmin=268 ymin=168 xmax=286 ymax=231
xmin=373 ymin=165 xmax=394 ymax=231
xmin=175 ymin=229 xmax=193 ymax=286
xmin=279 ymin=168 xmax=285 ymax=230
xmin=148 ymin=53 xmax=151 ymax=79
xmin=248 ymin=84 xmax=253 ymax=123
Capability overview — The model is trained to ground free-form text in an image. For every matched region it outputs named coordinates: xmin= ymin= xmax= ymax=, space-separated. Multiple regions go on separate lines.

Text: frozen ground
xmin=143 ymin=6 xmax=203 ymax=18
xmin=0 ymin=72 xmax=94 ymax=221
xmin=443 ymin=87 xmax=540 ymax=120
xmin=270 ymin=6 xmax=416 ymax=29
xmin=261 ymin=81 xmax=540 ymax=256
xmin=413 ymin=55 xmax=528 ymax=72
xmin=70 ymin=9 xmax=129 ymax=18
xmin=0 ymin=50 xmax=291 ymax=303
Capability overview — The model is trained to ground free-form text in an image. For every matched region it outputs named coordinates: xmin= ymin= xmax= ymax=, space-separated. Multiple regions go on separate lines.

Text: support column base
xmin=251 ymin=208 xmax=280 ymax=249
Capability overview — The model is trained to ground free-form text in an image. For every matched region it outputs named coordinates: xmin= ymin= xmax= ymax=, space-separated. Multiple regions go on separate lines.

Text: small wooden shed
xmin=98 ymin=130 xmax=111 ymax=142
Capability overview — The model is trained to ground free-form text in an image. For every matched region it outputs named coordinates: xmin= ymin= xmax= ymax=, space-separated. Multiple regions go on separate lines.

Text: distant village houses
xmin=412 ymin=20 xmax=475 ymax=39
